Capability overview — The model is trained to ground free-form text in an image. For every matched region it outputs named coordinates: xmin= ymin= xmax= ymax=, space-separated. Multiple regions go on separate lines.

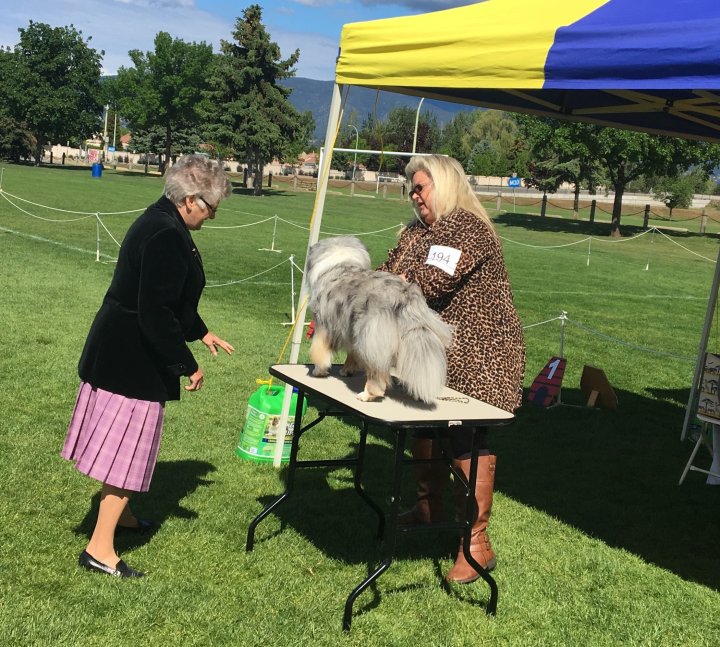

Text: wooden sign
xmin=527 ymin=356 xmax=566 ymax=407
xmin=580 ymin=365 xmax=617 ymax=410
xmin=697 ymin=352 xmax=720 ymax=421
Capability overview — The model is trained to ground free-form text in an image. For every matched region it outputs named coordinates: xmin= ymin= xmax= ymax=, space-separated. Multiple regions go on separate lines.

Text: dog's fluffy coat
xmin=306 ymin=236 xmax=453 ymax=403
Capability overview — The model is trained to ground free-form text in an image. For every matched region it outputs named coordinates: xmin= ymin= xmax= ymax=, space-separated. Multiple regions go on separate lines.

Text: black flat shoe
xmin=78 ymin=550 xmax=145 ymax=578
xmin=116 ymin=518 xmax=156 ymax=533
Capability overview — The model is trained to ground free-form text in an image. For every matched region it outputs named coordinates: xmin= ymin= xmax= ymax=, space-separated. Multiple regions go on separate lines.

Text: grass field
xmin=1 ymin=163 xmax=720 ymax=646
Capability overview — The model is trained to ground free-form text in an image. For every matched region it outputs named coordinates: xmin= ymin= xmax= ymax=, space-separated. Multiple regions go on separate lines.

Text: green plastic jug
xmin=236 ymin=384 xmax=307 ymax=463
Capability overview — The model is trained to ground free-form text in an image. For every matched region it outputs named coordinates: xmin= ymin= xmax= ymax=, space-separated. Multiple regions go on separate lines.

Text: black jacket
xmin=78 ymin=196 xmax=208 ymax=401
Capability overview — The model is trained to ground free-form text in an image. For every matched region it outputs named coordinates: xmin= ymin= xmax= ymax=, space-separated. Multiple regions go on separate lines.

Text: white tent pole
xmin=681 ymin=246 xmax=720 ymax=441
xmin=289 ymin=254 xmax=296 ymax=325
xmin=272 ymin=82 xmax=345 ymax=467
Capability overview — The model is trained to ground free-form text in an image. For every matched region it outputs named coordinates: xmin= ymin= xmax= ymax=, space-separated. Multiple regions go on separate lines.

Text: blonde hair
xmin=405 ymin=155 xmax=495 ymax=232
xmin=164 ymin=154 xmax=232 ymax=207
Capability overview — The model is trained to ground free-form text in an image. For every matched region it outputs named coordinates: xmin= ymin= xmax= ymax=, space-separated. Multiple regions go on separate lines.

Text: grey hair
xmin=405 ymin=155 xmax=495 ymax=232
xmin=164 ymin=154 xmax=232 ymax=207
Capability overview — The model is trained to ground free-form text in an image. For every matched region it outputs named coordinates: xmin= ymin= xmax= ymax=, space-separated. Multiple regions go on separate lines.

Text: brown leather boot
xmin=445 ymin=454 xmax=496 ymax=582
xmin=397 ymin=437 xmax=450 ymax=526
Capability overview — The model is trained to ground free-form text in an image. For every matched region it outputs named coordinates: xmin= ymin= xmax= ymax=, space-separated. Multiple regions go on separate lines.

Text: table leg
xmin=342 ymin=428 xmax=406 ymax=631
xmin=352 ymin=420 xmax=385 ymax=539
xmin=246 ymin=391 xmax=307 ymax=552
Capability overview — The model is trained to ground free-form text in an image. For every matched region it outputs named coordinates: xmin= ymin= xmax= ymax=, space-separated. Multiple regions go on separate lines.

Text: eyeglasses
xmin=198 ymin=195 xmax=217 ymax=215
xmin=409 ymin=182 xmax=432 ymax=198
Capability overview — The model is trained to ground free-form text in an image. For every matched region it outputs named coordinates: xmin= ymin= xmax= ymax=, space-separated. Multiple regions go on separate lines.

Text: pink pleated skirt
xmin=61 ymin=382 xmax=165 ymax=492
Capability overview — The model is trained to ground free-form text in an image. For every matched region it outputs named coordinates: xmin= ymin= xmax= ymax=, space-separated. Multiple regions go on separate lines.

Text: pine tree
xmin=205 ymin=5 xmax=301 ymax=195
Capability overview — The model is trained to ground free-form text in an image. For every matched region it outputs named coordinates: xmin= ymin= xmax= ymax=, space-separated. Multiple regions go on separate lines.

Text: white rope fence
xmin=0 ymin=188 xmax=142 ymax=218
xmin=522 ymin=311 xmax=696 ymax=363
xmin=0 ymin=179 xmax=701 ymax=359
xmin=500 ymin=226 xmax=716 ymax=268
xmin=3 ymin=184 xmax=714 ymax=267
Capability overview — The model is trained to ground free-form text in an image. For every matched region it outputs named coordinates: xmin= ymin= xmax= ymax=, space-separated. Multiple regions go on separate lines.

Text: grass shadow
xmin=496 ymin=386 xmax=720 ymax=590
xmin=250 ymin=421 xmax=462 ymax=566
xmin=37 ymin=163 xmax=99 ymax=173
xmin=227 ymin=184 xmax=306 ymax=200
xmin=74 ymin=459 xmax=216 ymax=547
xmin=251 ymin=388 xmax=720 ymax=592
xmin=496 ymin=211 xmax=720 ymax=239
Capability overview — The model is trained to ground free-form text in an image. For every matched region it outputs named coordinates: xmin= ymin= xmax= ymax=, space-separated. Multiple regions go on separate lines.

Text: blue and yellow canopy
xmin=335 ymin=0 xmax=720 ymax=141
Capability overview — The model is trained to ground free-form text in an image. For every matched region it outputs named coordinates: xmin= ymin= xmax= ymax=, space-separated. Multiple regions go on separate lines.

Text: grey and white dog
xmin=305 ymin=236 xmax=453 ymax=404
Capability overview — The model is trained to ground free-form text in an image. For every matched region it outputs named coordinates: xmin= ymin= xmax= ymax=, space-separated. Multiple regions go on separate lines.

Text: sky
xmin=1 ymin=0 xmax=479 ymax=81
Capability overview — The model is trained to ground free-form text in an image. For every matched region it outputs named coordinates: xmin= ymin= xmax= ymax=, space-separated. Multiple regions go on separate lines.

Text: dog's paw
xmin=357 ymin=390 xmax=382 ymax=402
xmin=339 ymin=365 xmax=355 ymax=377
xmin=312 ymin=366 xmax=329 ymax=377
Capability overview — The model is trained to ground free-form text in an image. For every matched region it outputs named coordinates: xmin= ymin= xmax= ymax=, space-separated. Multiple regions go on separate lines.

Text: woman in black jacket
xmin=62 ymin=154 xmax=234 ymax=578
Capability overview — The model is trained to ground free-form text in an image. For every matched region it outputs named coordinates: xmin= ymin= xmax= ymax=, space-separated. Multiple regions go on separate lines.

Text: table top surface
xmin=270 ymin=364 xmax=515 ymax=428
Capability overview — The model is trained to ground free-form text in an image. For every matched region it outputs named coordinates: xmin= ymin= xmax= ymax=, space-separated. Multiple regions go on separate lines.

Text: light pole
xmin=112 ymin=110 xmax=117 ymax=162
xmin=412 ymin=97 xmax=425 ymax=154
xmin=348 ymin=124 xmax=359 ymax=180
xmin=102 ymin=104 xmax=109 ymax=162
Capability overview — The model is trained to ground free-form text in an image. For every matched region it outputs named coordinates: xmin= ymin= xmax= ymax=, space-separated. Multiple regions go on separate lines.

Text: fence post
xmin=350 ymin=180 xmax=355 ymax=197
xmin=590 ymin=199 xmax=596 ymax=223
xmin=382 ymin=184 xmax=388 ymax=199
xmin=541 ymin=194 xmax=547 ymax=218
xmin=701 ymin=208 xmax=707 ymax=234
xmin=95 ymin=214 xmax=101 ymax=262
xmin=293 ymin=175 xmax=298 ymax=190
xmin=643 ymin=204 xmax=650 ymax=229
xmin=268 ymin=172 xmax=273 ymax=188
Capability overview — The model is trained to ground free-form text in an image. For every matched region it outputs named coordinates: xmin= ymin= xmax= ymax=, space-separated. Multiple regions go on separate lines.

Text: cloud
xmin=360 ymin=0 xmax=478 ymax=9
xmin=273 ymin=30 xmax=339 ymax=80
xmin=0 ymin=0 xmax=342 ymax=79
xmin=291 ymin=0 xmax=349 ymax=6
xmin=114 ymin=0 xmax=196 ymax=7
xmin=1 ymin=0 xmax=232 ymax=75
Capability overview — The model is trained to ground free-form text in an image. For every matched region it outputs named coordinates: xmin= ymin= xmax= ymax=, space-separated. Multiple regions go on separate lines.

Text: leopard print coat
xmin=378 ymin=208 xmax=525 ymax=412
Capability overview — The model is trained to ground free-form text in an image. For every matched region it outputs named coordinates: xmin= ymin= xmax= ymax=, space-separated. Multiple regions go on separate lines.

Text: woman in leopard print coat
xmin=378 ymin=154 xmax=525 ymax=583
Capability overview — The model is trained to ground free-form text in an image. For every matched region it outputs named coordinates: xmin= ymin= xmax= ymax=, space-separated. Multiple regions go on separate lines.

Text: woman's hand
xmin=185 ymin=368 xmax=204 ymax=391
xmin=201 ymin=332 xmax=235 ymax=357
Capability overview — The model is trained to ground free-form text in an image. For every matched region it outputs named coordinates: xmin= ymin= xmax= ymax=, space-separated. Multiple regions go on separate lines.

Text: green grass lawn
xmin=1 ymin=163 xmax=720 ymax=646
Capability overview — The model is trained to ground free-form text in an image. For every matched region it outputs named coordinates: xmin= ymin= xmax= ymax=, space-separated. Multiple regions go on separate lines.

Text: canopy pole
xmin=272 ymin=82 xmax=345 ymax=467
xmin=681 ymin=246 xmax=720 ymax=441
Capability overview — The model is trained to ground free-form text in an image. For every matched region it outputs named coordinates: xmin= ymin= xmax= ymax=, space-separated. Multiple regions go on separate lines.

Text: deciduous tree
xmin=115 ymin=32 xmax=213 ymax=174
xmin=653 ymin=169 xmax=707 ymax=216
xmin=0 ymin=115 xmax=34 ymax=163
xmin=0 ymin=22 xmax=103 ymax=165
xmin=586 ymin=128 xmax=720 ymax=236
xmin=283 ymin=110 xmax=316 ymax=165
xmin=516 ymin=116 xmax=600 ymax=219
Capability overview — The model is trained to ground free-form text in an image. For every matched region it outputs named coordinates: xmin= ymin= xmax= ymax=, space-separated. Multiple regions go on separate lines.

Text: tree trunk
xmin=573 ymin=183 xmax=580 ymax=220
xmin=34 ymin=137 xmax=44 ymax=166
xmin=610 ymin=183 xmax=624 ymax=237
xmin=254 ymin=162 xmax=264 ymax=196
xmin=163 ymin=125 xmax=172 ymax=176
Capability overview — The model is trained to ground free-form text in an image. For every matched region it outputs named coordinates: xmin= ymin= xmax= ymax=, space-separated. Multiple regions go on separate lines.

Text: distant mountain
xmin=281 ymin=77 xmax=473 ymax=140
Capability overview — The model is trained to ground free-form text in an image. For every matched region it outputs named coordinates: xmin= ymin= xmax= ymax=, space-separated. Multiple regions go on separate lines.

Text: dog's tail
xmin=395 ymin=287 xmax=454 ymax=404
